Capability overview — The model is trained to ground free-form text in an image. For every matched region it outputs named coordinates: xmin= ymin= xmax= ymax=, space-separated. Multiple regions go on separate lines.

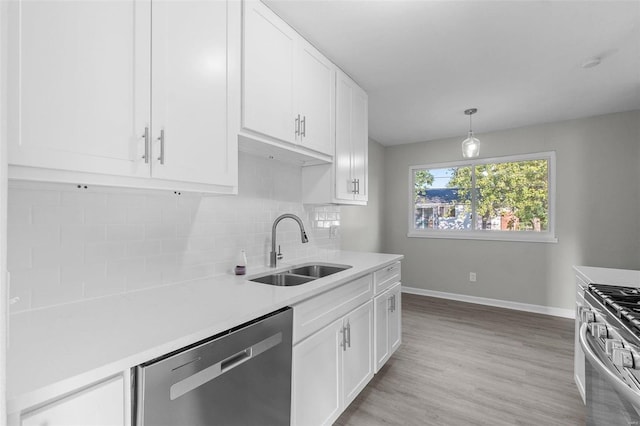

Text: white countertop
xmin=7 ymin=251 xmax=403 ymax=414
xmin=573 ymin=265 xmax=640 ymax=288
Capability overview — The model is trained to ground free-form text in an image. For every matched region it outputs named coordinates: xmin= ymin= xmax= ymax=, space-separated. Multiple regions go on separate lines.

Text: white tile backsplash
xmin=7 ymin=153 xmax=341 ymax=313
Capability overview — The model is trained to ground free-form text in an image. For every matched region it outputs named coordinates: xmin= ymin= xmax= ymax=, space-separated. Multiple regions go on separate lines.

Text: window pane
xmin=413 ymin=166 xmax=472 ymax=230
xmin=475 ymin=159 xmax=548 ymax=231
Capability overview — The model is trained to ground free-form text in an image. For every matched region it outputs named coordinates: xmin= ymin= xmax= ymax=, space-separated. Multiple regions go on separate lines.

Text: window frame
xmin=407 ymin=151 xmax=557 ymax=243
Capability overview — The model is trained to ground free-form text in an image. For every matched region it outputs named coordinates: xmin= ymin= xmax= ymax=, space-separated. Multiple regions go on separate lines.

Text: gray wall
xmin=341 ymin=139 xmax=385 ymax=252
xmin=382 ymin=110 xmax=640 ymax=310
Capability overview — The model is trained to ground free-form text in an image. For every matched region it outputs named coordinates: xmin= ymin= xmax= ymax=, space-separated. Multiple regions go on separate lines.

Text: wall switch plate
xmin=329 ymin=225 xmax=339 ymax=239
xmin=469 ymin=272 xmax=477 ymax=282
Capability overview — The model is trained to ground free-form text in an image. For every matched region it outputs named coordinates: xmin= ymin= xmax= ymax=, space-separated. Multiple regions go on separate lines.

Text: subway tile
xmin=85 ymin=242 xmax=127 ymax=263
xmin=106 ymin=193 xmax=146 ymax=209
xmin=106 ymin=224 xmax=145 ymax=242
xmin=61 ymin=262 xmax=106 ymax=286
xmin=85 ymin=205 xmax=127 ymax=225
xmin=8 ymin=203 xmax=32 ymax=225
xmin=162 ymin=238 xmax=189 ymax=254
xmin=145 ymin=224 xmax=177 ymax=240
xmin=32 ymin=244 xmax=83 ymax=268
xmin=126 ymin=240 xmax=163 ymax=257
xmin=7 ymin=244 xmax=31 ymax=270
xmin=84 ymin=275 xmax=126 ymax=298
xmin=127 ymin=206 xmax=162 ymax=225
xmin=9 ymin=224 xmax=60 ymax=247
xmin=61 ymin=225 xmax=105 ymax=245
xmin=10 ymin=188 xmax=60 ymax=206
xmin=61 ymin=190 xmax=107 ymax=207
xmin=107 ymin=258 xmax=146 ymax=278
xmin=32 ymin=205 xmax=84 ymax=225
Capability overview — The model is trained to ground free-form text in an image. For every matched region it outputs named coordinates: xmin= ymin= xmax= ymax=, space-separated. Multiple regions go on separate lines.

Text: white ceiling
xmin=264 ymin=0 xmax=640 ymax=146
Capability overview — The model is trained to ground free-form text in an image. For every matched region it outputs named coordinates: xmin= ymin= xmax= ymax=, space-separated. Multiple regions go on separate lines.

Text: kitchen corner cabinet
xmin=292 ymin=300 xmax=373 ymax=426
xmin=19 ymin=376 xmax=125 ymax=426
xmin=7 ymin=0 xmax=239 ymax=194
xmin=241 ymin=0 xmax=335 ymax=158
xmin=301 ymin=70 xmax=368 ymax=205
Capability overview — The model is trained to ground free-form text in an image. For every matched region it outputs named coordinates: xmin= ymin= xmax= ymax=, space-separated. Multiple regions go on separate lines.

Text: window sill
xmin=407 ymin=230 xmax=558 ymax=243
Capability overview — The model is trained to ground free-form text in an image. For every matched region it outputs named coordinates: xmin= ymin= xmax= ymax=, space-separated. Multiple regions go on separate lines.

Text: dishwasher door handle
xmin=169 ymin=332 xmax=283 ymax=400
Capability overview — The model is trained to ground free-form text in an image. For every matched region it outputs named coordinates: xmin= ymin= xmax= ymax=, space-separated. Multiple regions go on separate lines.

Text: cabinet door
xmin=21 ymin=376 xmax=124 ymax=426
xmin=374 ymin=291 xmax=391 ymax=372
xmin=388 ymin=284 xmax=402 ymax=354
xmin=342 ymin=300 xmax=374 ymax=408
xmin=296 ymin=40 xmax=335 ymax=156
xmin=151 ymin=0 xmax=237 ymax=186
xmin=7 ymin=0 xmax=151 ymax=178
xmin=242 ymin=0 xmax=296 ymax=144
xmin=335 ymin=71 xmax=355 ymax=201
xmin=292 ymin=318 xmax=343 ymax=426
xmin=351 ymin=82 xmax=368 ymax=202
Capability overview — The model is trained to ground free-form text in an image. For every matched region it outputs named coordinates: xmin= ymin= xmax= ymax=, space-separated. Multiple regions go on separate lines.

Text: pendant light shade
xmin=462 ymin=108 xmax=480 ymax=158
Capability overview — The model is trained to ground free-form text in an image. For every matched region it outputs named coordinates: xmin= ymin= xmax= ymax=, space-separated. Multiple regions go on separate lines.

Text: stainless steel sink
xmin=249 ymin=263 xmax=352 ymax=286
xmin=250 ymin=273 xmax=316 ymax=286
xmin=288 ymin=264 xmax=351 ymax=278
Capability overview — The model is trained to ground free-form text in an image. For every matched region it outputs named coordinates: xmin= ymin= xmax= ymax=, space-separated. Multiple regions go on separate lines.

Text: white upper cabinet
xmin=295 ymin=40 xmax=335 ymax=156
xmin=7 ymin=0 xmax=151 ymax=179
xmin=242 ymin=0 xmax=335 ymax=159
xmin=335 ymin=70 xmax=368 ymax=203
xmin=7 ymin=0 xmax=239 ymax=194
xmin=242 ymin=0 xmax=296 ymax=145
xmin=150 ymin=0 xmax=237 ymax=187
xmin=302 ymin=69 xmax=369 ymax=205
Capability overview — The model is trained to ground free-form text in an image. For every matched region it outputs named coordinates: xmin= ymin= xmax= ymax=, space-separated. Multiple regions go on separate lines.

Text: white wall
xmin=340 ymin=139 xmax=385 ymax=253
xmin=6 ymin=153 xmax=340 ymax=314
xmin=383 ymin=110 xmax=640 ymax=311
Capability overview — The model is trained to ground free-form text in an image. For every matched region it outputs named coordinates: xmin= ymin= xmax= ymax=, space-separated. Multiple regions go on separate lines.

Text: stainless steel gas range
xmin=579 ymin=283 xmax=640 ymax=425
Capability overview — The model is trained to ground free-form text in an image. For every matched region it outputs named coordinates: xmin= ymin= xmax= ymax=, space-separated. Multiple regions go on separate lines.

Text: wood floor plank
xmin=334 ymin=294 xmax=586 ymax=426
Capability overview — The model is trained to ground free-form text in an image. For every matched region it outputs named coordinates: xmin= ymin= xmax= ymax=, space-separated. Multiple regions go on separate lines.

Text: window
xmin=409 ymin=152 xmax=556 ymax=242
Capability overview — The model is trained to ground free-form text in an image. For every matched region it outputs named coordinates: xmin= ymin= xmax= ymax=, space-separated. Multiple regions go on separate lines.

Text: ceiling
xmin=264 ymin=0 xmax=640 ymax=146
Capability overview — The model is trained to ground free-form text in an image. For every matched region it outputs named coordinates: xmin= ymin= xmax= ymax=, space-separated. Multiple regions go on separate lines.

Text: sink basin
xmin=249 ymin=263 xmax=352 ymax=286
xmin=250 ymin=273 xmax=316 ymax=286
xmin=288 ymin=264 xmax=351 ymax=278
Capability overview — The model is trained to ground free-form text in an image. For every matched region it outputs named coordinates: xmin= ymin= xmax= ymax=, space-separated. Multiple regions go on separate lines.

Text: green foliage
xmin=413 ymin=170 xmax=434 ymax=201
xmin=447 ymin=160 xmax=548 ymax=230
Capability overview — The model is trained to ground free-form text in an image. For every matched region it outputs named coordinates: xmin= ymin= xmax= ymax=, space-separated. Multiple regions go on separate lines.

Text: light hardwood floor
xmin=335 ymin=293 xmax=586 ymax=426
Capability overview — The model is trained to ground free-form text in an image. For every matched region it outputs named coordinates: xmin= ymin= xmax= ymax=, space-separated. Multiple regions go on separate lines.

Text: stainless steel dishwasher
xmin=134 ymin=307 xmax=292 ymax=426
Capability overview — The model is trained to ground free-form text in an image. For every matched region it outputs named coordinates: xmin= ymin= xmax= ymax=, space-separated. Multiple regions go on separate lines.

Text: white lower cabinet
xmin=374 ymin=282 xmax=402 ymax=372
xmin=20 ymin=375 xmax=125 ymax=426
xmin=292 ymin=300 xmax=373 ymax=426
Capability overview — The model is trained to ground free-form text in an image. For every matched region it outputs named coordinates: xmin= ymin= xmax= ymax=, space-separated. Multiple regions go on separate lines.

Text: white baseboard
xmin=401 ymin=285 xmax=575 ymax=319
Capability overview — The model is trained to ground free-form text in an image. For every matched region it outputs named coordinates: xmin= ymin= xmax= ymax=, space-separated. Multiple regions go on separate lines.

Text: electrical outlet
xmin=329 ymin=225 xmax=339 ymax=239
xmin=469 ymin=272 xmax=477 ymax=282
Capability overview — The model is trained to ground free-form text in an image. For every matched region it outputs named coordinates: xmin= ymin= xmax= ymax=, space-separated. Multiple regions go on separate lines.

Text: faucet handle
xmin=277 ymin=245 xmax=283 ymax=260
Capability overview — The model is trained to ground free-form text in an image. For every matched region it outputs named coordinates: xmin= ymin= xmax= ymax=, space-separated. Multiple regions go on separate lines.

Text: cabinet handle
xmin=356 ymin=179 xmax=360 ymax=194
xmin=301 ymin=115 xmax=306 ymax=137
xmin=351 ymin=179 xmax=357 ymax=194
xmin=392 ymin=295 xmax=396 ymax=312
xmin=295 ymin=114 xmax=300 ymax=137
xmin=142 ymin=127 xmax=150 ymax=163
xmin=341 ymin=326 xmax=347 ymax=351
xmin=346 ymin=321 xmax=351 ymax=348
xmin=157 ymin=129 xmax=165 ymax=165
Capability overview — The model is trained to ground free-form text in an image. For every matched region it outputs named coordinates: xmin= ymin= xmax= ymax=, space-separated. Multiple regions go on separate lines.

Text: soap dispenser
xmin=235 ymin=250 xmax=247 ymax=275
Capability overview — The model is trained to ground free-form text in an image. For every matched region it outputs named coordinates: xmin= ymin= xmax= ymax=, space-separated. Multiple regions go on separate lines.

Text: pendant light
xmin=462 ymin=108 xmax=480 ymax=158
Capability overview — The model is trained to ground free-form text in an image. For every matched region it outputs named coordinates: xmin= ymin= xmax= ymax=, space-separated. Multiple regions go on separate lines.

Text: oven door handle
xmin=579 ymin=323 xmax=640 ymax=411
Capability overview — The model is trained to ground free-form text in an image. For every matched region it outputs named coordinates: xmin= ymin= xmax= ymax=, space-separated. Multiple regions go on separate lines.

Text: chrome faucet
xmin=270 ymin=214 xmax=309 ymax=267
